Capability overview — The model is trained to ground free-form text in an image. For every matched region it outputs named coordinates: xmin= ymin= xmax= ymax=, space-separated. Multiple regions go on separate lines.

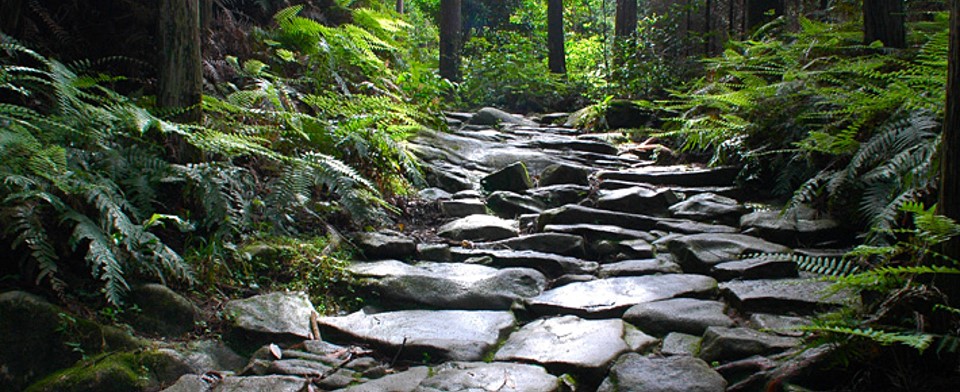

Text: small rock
xmin=437 ymin=214 xmax=518 ymax=242
xmin=526 ymin=184 xmax=592 ymax=207
xmin=597 ymin=353 xmax=727 ymax=392
xmin=450 ymin=248 xmax=598 ymax=278
xmin=662 ymin=333 xmax=703 ymax=356
xmin=538 ymin=163 xmax=592 ymax=186
xmin=669 ymin=193 xmax=745 ymax=225
xmin=699 ymin=327 xmax=800 ymax=363
xmin=543 ymin=224 xmax=656 ymax=244
xmin=416 ymin=243 xmax=451 ymax=262
xmin=452 ymin=189 xmax=483 ymax=199
xmin=623 ymin=298 xmax=734 ymax=336
xmin=417 ymin=187 xmax=452 ymax=201
xmin=354 ymin=231 xmax=417 ymax=260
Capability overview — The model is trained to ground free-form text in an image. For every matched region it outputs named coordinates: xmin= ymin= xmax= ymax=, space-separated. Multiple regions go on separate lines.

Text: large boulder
xmin=1 ymin=291 xmax=141 ymax=391
xmin=597 ymin=353 xmax=727 ymax=392
xmin=126 ymin=284 xmax=199 ymax=338
xmin=348 ymin=260 xmax=547 ymax=310
xmin=413 ymin=362 xmax=558 ymax=392
xmin=623 ymin=298 xmax=734 ymax=337
xmin=469 ymin=107 xmax=538 ymax=127
xmin=481 ymin=162 xmax=533 ymax=194
xmin=437 ymin=214 xmax=519 ymax=242
xmin=525 ymin=274 xmax=718 ymax=318
xmin=317 ymin=309 xmax=515 ymax=362
xmin=353 ymin=231 xmax=417 ymax=260
xmin=223 ymin=292 xmax=316 ymax=352
xmin=28 ymin=350 xmax=192 ymax=392
xmin=666 ymin=233 xmax=791 ymax=274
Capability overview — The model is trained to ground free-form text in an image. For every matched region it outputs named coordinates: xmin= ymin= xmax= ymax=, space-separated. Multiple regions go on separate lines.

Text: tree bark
xmin=863 ymin=0 xmax=906 ymax=48
xmin=940 ymin=0 xmax=960 ymax=286
xmin=159 ymin=0 xmax=202 ymax=123
xmin=439 ymin=0 xmax=462 ymax=83
xmin=705 ymin=0 xmax=712 ymax=55
xmin=396 ymin=0 xmax=404 ymax=14
xmin=745 ymin=0 xmax=784 ymax=32
xmin=615 ymin=0 xmax=638 ymax=37
xmin=548 ymin=0 xmax=566 ymax=74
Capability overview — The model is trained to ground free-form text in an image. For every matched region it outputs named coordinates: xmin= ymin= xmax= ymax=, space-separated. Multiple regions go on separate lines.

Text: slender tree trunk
xmin=396 ymin=0 xmax=404 ymax=14
xmin=940 ymin=0 xmax=960 ymax=299
xmin=705 ymin=0 xmax=712 ymax=55
xmin=159 ymin=0 xmax=202 ymax=123
xmin=439 ymin=0 xmax=462 ymax=83
xmin=615 ymin=0 xmax=638 ymax=37
xmin=863 ymin=0 xmax=906 ymax=48
xmin=548 ymin=0 xmax=567 ymax=74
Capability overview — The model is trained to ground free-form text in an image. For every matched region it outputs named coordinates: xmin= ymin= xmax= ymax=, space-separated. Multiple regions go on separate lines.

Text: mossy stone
xmin=126 ymin=284 xmax=199 ymax=338
xmin=25 ymin=350 xmax=191 ymax=392
xmin=0 ymin=291 xmax=76 ymax=391
xmin=480 ymin=162 xmax=533 ymax=194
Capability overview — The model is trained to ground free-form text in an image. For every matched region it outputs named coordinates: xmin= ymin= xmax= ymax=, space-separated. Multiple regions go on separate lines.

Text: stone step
xmin=598 ymin=165 xmax=739 ymax=187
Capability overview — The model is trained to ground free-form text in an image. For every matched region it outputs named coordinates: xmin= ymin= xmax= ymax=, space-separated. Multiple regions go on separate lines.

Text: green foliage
xmin=804 ymin=205 xmax=960 ymax=362
xmin=460 ymin=31 xmax=576 ymax=112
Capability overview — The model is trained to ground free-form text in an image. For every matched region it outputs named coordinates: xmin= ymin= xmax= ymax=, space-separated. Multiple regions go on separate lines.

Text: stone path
xmin=164 ymin=107 xmax=856 ymax=391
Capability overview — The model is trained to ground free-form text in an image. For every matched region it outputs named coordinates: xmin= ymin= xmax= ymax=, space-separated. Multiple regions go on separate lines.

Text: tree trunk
xmin=396 ymin=0 xmax=404 ymax=14
xmin=159 ymin=0 xmax=202 ymax=122
xmin=439 ymin=0 xmax=462 ymax=83
xmin=745 ymin=0 xmax=784 ymax=31
xmin=863 ymin=0 xmax=906 ymax=48
xmin=615 ymin=0 xmax=638 ymax=37
xmin=940 ymin=0 xmax=960 ymax=299
xmin=705 ymin=0 xmax=712 ymax=55
xmin=159 ymin=0 xmax=202 ymax=162
xmin=548 ymin=0 xmax=566 ymax=74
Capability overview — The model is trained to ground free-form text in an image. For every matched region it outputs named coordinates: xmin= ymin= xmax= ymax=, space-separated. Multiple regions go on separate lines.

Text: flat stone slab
xmin=666 ymin=233 xmax=792 ymax=274
xmin=538 ymin=204 xmax=660 ymax=232
xmin=354 ymin=231 xmax=417 ymax=260
xmin=599 ymin=259 xmax=682 ymax=278
xmin=413 ymin=362 xmax=558 ymax=392
xmin=495 ymin=316 xmax=631 ymax=373
xmin=596 ymin=186 xmax=679 ymax=217
xmin=668 ymin=193 xmax=745 ymax=225
xmin=698 ymin=327 xmax=801 ymax=363
xmin=437 ymin=214 xmax=518 ymax=242
xmin=164 ymin=375 xmax=306 ymax=392
xmin=711 ymin=256 xmax=798 ymax=281
xmin=623 ymin=298 xmax=734 ymax=336
xmin=526 ymin=274 xmax=719 ymax=318
xmin=440 ymin=199 xmax=486 ymax=218
xmin=486 ymin=191 xmax=546 ymax=218
xmin=597 ymin=353 xmax=727 ymax=392
xmin=450 ymin=248 xmax=598 ymax=278
xmin=720 ymin=278 xmax=854 ymax=315
xmin=337 ymin=367 xmax=430 ymax=392
xmin=655 ymin=219 xmax=738 ymax=235
xmin=741 ymin=206 xmax=846 ymax=247
xmin=543 ymin=224 xmax=656 ymax=243
xmin=750 ymin=313 xmax=811 ymax=337
xmin=526 ymin=184 xmax=591 ymax=207
xmin=317 ymin=310 xmax=515 ymax=362
xmin=475 ymin=233 xmax=585 ymax=257
xmin=597 ymin=166 xmax=739 ymax=187
xmin=349 ymin=260 xmax=546 ymax=310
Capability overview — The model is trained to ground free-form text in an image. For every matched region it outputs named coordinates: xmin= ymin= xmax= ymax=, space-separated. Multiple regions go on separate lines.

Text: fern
xmin=800 ymin=325 xmax=935 ymax=352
